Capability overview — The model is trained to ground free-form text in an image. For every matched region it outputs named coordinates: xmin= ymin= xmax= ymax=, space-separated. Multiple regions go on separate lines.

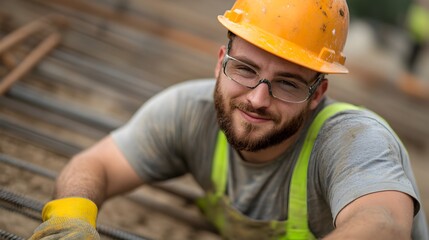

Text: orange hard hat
xmin=218 ymin=0 xmax=350 ymax=74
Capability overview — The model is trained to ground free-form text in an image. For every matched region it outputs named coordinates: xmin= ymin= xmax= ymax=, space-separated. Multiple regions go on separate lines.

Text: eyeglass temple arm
xmin=309 ymin=74 xmax=325 ymax=96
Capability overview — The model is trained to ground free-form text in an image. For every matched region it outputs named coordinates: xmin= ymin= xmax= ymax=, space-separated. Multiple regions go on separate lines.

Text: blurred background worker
xmin=347 ymin=0 xmax=429 ymax=99
xmin=29 ymin=0 xmax=428 ymax=239
xmin=406 ymin=1 xmax=429 ymax=75
xmin=348 ymin=0 xmax=413 ymax=69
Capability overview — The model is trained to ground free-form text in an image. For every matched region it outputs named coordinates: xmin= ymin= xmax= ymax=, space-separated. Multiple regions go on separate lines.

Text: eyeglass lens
xmin=223 ymin=54 xmax=313 ymax=103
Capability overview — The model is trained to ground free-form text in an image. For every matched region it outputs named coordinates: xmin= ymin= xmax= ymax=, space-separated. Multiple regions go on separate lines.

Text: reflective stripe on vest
xmin=210 ymin=102 xmax=361 ymax=239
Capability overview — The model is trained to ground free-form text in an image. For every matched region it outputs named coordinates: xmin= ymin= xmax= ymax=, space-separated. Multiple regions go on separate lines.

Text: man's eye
xmin=237 ymin=65 xmax=256 ymax=73
xmin=277 ymin=80 xmax=300 ymax=90
xmin=233 ymin=65 xmax=257 ymax=77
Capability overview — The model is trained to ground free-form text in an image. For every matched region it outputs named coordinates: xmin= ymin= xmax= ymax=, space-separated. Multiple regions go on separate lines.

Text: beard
xmin=214 ymin=78 xmax=310 ymax=152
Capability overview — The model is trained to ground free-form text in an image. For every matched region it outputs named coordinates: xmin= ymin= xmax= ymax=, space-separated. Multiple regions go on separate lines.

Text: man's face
xmin=214 ymin=37 xmax=322 ymax=152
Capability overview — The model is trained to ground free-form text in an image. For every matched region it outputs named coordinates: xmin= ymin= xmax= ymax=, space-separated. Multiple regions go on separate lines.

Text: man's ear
xmin=309 ymin=78 xmax=328 ymax=110
xmin=215 ymin=46 xmax=227 ymax=79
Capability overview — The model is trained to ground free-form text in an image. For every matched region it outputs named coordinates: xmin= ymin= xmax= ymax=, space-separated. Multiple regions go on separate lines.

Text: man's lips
xmin=238 ymin=109 xmax=271 ymax=123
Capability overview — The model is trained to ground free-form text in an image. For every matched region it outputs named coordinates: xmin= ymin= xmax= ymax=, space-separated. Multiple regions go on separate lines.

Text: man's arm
xmin=30 ymin=135 xmax=143 ymax=239
xmin=324 ymin=190 xmax=414 ymax=240
xmin=54 ymin=135 xmax=143 ymax=207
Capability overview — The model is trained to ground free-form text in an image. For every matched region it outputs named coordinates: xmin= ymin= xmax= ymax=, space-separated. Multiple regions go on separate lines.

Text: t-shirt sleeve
xmin=314 ymin=110 xmax=421 ymax=223
xmin=110 ymin=84 xmax=188 ymax=183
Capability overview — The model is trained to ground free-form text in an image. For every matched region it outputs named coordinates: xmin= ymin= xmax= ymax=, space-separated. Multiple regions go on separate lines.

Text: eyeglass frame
xmin=221 ymin=40 xmax=325 ymax=104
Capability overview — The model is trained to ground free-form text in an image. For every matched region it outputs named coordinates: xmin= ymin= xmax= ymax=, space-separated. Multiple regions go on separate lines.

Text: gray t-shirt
xmin=112 ymin=79 xmax=428 ymax=239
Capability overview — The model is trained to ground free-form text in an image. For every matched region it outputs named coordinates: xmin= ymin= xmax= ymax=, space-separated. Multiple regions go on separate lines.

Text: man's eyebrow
xmin=276 ymin=72 xmax=308 ymax=84
xmin=233 ymin=55 xmax=308 ymax=84
xmin=232 ymin=55 xmax=260 ymax=70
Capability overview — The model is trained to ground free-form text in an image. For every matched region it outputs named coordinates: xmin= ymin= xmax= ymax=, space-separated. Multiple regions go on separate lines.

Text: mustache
xmin=232 ymin=100 xmax=277 ymax=121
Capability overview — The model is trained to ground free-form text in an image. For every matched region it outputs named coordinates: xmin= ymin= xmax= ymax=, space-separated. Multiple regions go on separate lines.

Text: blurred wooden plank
xmin=0 ymin=33 xmax=61 ymax=94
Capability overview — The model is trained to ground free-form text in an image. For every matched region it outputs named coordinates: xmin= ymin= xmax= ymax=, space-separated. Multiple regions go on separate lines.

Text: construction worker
xmin=406 ymin=1 xmax=429 ymax=73
xmin=30 ymin=0 xmax=428 ymax=239
xmin=397 ymin=1 xmax=429 ymax=100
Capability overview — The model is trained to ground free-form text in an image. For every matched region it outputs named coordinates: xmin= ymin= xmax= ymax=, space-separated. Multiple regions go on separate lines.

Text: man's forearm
xmin=323 ymin=206 xmax=412 ymax=240
xmin=53 ymin=136 xmax=143 ymax=207
xmin=54 ymin=154 xmax=108 ymax=207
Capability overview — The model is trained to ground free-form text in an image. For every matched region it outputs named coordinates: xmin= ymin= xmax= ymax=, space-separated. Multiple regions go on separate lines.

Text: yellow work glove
xmin=29 ymin=197 xmax=100 ymax=240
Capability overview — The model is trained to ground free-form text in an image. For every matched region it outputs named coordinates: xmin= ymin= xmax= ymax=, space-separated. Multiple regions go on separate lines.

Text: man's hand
xmin=29 ymin=197 xmax=100 ymax=240
xmin=30 ymin=217 xmax=100 ymax=240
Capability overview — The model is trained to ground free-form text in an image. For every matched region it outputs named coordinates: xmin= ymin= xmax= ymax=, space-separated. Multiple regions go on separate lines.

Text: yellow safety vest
xmin=197 ymin=103 xmax=361 ymax=239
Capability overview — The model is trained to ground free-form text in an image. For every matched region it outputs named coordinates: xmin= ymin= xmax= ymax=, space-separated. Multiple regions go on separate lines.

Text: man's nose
xmin=246 ymin=80 xmax=272 ymax=108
